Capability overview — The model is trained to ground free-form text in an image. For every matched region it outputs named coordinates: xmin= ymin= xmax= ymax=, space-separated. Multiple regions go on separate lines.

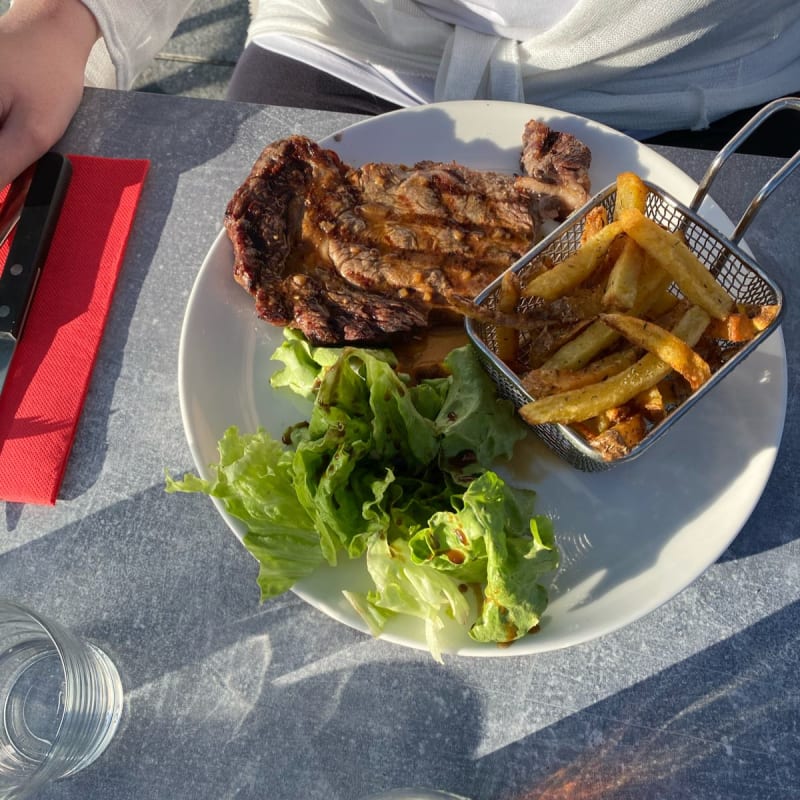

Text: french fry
xmin=571 ymin=419 xmax=603 ymax=439
xmin=539 ymin=285 xmax=605 ymax=323
xmin=521 ymin=348 xmax=639 ymax=397
xmin=485 ymin=169 xmax=780 ymax=463
xmin=659 ymin=371 xmax=693 ymax=409
xmin=522 ymin=220 xmax=624 ymax=300
xmin=751 ymin=304 xmax=780 ymax=331
xmin=542 ymin=257 xmax=672 ymax=370
xmin=632 ymin=385 xmax=667 ymax=422
xmin=646 ymin=287 xmax=679 ymax=317
xmin=518 ymin=305 xmax=712 ymax=425
xmin=595 ymin=404 xmax=635 ymax=431
xmin=614 ymin=172 xmax=649 ymax=218
xmin=705 ymin=311 xmax=757 ymax=342
xmin=587 ymin=413 xmax=648 ymax=461
xmin=600 ymin=310 xmax=712 ymax=391
xmin=651 ymin=296 xmax=693 ymax=331
xmin=705 ymin=303 xmax=780 ymax=341
xmin=494 ymin=271 xmax=521 ymax=363
xmin=580 ymin=205 xmax=609 ymax=244
xmin=525 ymin=320 xmax=594 ymax=369
xmin=601 ymin=173 xmax=650 ymax=310
xmin=602 ymin=237 xmax=643 ymax=310
xmin=539 ymin=319 xmax=620 ymax=371
xmin=618 ymin=208 xmax=734 ymax=320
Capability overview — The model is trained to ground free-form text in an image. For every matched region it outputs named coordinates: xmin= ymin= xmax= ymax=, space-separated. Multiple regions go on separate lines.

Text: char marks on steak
xmin=225 ymin=122 xmax=592 ymax=345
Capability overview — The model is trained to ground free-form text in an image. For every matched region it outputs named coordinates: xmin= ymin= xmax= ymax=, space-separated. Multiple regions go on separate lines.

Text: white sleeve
xmin=81 ymin=0 xmax=198 ymax=89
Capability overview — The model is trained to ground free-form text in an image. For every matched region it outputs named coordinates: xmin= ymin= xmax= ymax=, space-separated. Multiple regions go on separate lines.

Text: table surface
xmin=2 ymin=87 xmax=799 ymax=800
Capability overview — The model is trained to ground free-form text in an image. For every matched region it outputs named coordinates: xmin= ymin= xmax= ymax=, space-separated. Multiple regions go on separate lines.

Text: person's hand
xmin=0 ymin=0 xmax=99 ymax=188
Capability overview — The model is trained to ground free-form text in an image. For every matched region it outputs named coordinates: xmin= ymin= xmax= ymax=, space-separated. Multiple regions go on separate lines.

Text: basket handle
xmin=689 ymin=96 xmax=800 ymax=244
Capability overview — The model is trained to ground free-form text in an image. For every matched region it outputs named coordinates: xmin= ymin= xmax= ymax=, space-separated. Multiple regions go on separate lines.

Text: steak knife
xmin=0 ymin=152 xmax=72 ymax=396
xmin=0 ymin=165 xmax=35 ymax=250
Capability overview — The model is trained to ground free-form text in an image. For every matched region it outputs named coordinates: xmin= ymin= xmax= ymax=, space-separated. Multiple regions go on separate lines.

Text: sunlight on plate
xmin=179 ymin=101 xmax=786 ymax=657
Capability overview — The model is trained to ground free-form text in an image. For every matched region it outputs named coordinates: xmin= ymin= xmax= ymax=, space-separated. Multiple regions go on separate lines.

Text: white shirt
xmin=84 ymin=0 xmax=800 ymax=136
xmin=81 ymin=0 xmax=195 ymax=89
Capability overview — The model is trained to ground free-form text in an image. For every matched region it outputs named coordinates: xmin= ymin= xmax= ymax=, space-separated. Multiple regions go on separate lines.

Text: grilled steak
xmin=225 ymin=121 xmax=591 ymax=345
xmin=519 ymin=118 xmax=592 ymax=221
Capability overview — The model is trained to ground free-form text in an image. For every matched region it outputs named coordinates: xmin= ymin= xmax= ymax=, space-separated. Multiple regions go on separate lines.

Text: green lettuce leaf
xmin=355 ymin=535 xmax=472 ymax=663
xmin=409 ymin=470 xmax=557 ymax=644
xmin=167 ymin=329 xmax=559 ymax=658
xmin=434 ymin=346 xmax=529 ymax=480
xmin=165 ymin=427 xmax=324 ymax=597
xmin=270 ymin=327 xmax=396 ymax=400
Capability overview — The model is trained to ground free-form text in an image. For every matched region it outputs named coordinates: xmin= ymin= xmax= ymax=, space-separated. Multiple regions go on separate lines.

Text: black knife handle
xmin=0 ymin=153 xmax=72 ymax=339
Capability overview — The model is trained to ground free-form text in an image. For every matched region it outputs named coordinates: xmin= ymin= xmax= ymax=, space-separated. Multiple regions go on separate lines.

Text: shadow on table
xmin=3 ymin=482 xmax=798 ymax=799
xmin=471 ymin=602 xmax=800 ymax=800
xmin=5 ymin=98 xmax=799 ymax=798
xmin=0 ymin=481 xmax=482 ymax=799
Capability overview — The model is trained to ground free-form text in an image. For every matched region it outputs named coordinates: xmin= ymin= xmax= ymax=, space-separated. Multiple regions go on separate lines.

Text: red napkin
xmin=0 ymin=155 xmax=150 ymax=505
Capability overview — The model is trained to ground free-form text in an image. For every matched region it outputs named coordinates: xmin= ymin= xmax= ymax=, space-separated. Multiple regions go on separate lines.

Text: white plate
xmin=179 ymin=101 xmax=787 ymax=657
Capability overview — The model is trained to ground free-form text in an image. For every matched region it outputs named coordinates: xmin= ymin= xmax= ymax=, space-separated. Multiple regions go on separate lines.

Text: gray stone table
xmin=2 ymin=87 xmax=799 ymax=800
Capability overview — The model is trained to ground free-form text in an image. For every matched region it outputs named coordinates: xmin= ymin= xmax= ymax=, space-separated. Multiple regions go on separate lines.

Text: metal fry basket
xmin=467 ymin=97 xmax=799 ymax=471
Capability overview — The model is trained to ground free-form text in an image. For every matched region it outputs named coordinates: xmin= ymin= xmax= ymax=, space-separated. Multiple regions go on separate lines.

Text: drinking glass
xmin=0 ymin=598 xmax=123 ymax=799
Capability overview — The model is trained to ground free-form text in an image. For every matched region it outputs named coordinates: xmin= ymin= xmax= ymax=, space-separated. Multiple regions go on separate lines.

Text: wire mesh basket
xmin=466 ymin=97 xmax=798 ymax=471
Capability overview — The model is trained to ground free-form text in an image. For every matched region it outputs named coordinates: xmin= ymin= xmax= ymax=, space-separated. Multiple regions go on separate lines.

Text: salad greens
xmin=167 ymin=329 xmax=558 ymax=660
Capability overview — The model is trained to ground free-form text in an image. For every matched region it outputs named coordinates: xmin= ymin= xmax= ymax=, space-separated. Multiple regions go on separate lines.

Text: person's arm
xmin=80 ymin=0 xmax=200 ymax=89
xmin=0 ymin=0 xmax=198 ymax=188
xmin=0 ymin=0 xmax=99 ymax=188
